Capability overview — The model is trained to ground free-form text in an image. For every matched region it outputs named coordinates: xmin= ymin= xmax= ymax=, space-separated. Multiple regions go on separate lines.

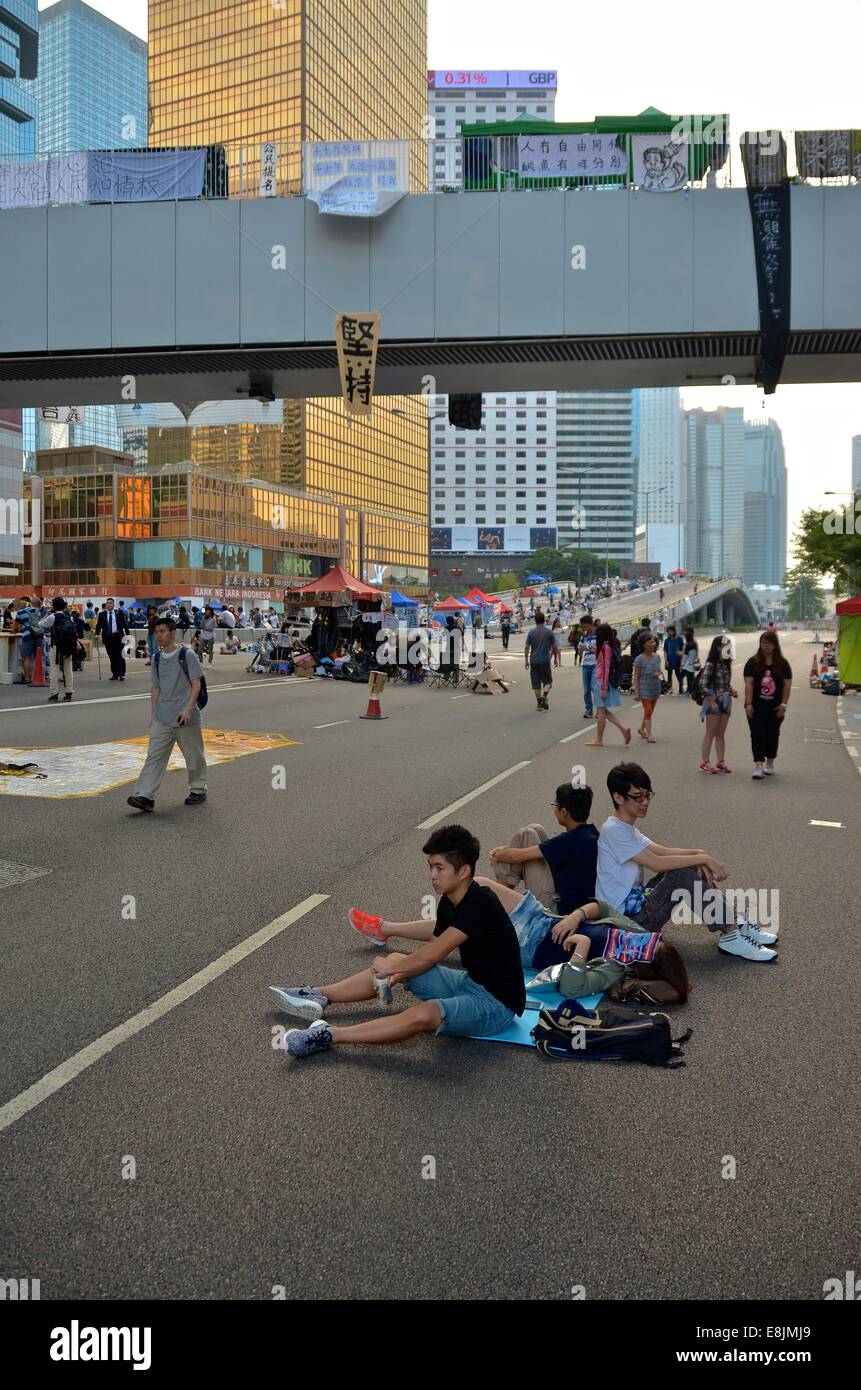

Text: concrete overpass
xmin=590 ymin=576 xmax=760 ymax=638
xmin=1 ymin=186 xmax=861 ymax=407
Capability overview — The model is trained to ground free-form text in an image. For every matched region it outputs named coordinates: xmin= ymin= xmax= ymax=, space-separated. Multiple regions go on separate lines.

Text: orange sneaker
xmin=348 ymin=908 xmax=386 ymax=945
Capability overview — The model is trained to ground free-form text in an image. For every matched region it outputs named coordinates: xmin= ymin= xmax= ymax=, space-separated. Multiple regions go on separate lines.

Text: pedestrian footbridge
xmin=592 ymin=577 xmax=759 ymax=637
xmin=1 ymin=186 xmax=861 ymax=406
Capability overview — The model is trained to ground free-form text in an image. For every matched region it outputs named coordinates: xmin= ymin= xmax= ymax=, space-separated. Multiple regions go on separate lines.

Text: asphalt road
xmin=1 ymin=630 xmax=858 ymax=1300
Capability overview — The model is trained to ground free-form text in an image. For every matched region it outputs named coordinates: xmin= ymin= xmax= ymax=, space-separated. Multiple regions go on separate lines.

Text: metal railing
xmin=3 ymin=133 xmax=861 ymax=210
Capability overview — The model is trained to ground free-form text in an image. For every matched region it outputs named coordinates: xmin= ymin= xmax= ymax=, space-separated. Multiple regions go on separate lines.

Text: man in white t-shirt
xmin=219 ymin=607 xmax=236 ymax=630
xmin=597 ymin=762 xmax=779 ymax=962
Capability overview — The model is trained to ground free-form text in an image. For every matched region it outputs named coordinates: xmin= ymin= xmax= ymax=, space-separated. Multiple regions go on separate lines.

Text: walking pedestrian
xmin=577 ymin=615 xmax=597 ymax=717
xmin=524 ymin=610 xmax=558 ymax=712
xmin=698 ymin=635 xmax=737 ymax=774
xmin=500 ymin=609 xmax=511 ymax=650
xmin=199 ymin=604 xmax=218 ymax=665
xmin=664 ymin=624 xmax=683 ymax=693
xmin=679 ymin=627 xmax=699 ymax=696
xmin=744 ymin=632 xmax=793 ymax=779
xmin=95 ymin=598 xmax=130 ymax=681
xmin=15 ymin=595 xmax=43 ymax=685
xmin=127 ymin=617 xmax=208 ymax=813
xmin=633 ymin=634 xmax=663 ymax=743
xmin=37 ymin=597 xmax=80 ymax=702
xmin=585 ymin=623 xmax=631 ymax=747
xmin=145 ymin=605 xmax=159 ymax=665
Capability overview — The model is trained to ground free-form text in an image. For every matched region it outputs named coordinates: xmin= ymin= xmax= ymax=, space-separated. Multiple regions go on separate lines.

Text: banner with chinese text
xmin=336 ymin=312 xmax=380 ymax=417
xmin=304 ymin=140 xmax=409 ymax=216
xmin=518 ymin=133 xmax=626 ymax=181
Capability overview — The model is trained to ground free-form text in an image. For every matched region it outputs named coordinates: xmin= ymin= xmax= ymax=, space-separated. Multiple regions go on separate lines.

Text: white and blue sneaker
xmin=718 ymin=930 xmax=777 ymax=962
xmin=738 ymin=914 xmax=779 ymax=947
xmin=282 ymin=1019 xmax=333 ymax=1057
xmin=268 ymin=985 xmax=329 ymax=1021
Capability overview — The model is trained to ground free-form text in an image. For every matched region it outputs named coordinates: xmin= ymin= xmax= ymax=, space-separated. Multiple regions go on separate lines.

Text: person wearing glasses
xmin=596 ymin=762 xmax=779 ymax=962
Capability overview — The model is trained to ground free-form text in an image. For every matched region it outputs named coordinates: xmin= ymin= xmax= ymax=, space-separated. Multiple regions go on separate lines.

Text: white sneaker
xmin=738 ymin=915 xmax=779 ymax=946
xmin=751 ymin=766 xmax=765 ymax=779
xmin=718 ymin=930 xmax=777 ymax=962
xmin=763 ymin=762 xmax=775 ymax=775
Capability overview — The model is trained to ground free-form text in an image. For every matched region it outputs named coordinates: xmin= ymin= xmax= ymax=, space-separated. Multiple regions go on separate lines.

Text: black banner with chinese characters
xmin=741 ymin=134 xmax=790 ymax=396
xmin=335 ymin=311 xmax=379 ymax=417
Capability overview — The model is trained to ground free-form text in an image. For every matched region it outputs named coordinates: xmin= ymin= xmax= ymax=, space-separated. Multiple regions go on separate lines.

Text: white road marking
xmin=0 ymin=893 xmax=329 ymax=1136
xmin=808 ymin=820 xmax=844 ymax=828
xmin=314 ymin=720 xmax=351 ymax=729
xmin=559 ymin=726 xmax=594 ymax=743
xmin=0 ymin=679 xmax=302 ymax=714
xmin=848 ymin=746 xmax=859 ymax=757
xmin=416 ymin=760 xmax=531 ymax=830
xmin=450 ymin=693 xmax=471 ymax=700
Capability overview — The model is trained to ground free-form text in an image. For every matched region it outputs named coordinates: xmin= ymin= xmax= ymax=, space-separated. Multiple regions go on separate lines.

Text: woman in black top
xmin=743 ymin=632 xmax=793 ymax=779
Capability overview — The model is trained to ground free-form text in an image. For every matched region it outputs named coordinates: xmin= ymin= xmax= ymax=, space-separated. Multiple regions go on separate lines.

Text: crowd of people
xmin=268 ymin=758 xmax=777 ymax=1058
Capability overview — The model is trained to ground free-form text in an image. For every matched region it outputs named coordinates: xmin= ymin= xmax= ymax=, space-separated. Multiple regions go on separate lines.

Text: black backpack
xmin=607 ymin=645 xmax=625 ymax=689
xmin=531 ymin=998 xmax=692 ymax=1068
xmin=154 ymin=646 xmax=208 ymax=709
xmin=52 ymin=610 xmax=79 ymax=658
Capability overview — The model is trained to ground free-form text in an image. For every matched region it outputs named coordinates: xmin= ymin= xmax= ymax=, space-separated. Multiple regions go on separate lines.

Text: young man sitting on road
xmin=487 ymin=783 xmax=598 ymax=915
xmin=596 ymin=761 xmax=779 ymax=962
xmin=270 ymin=824 xmax=526 ymax=1057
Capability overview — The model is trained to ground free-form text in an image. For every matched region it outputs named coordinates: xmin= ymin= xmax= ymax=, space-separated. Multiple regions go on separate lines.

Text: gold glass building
xmin=147 ymin=0 xmax=429 ymax=593
xmin=23 ymin=446 xmax=426 ymax=602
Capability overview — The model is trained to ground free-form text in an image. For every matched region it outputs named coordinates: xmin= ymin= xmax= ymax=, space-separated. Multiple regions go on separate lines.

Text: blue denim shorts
xmin=21 ymin=635 xmax=42 ymax=656
xmin=408 ymin=965 xmax=515 ymax=1037
xmin=508 ymin=888 xmax=560 ymax=967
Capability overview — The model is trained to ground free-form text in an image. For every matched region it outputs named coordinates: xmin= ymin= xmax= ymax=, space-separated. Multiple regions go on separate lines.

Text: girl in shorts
xmin=698 ymin=634 xmax=737 ymax=775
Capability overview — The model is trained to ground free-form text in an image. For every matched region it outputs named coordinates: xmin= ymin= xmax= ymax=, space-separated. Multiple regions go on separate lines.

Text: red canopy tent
xmin=434 ymin=596 xmax=471 ymax=609
xmin=287 ymin=563 xmax=380 ymax=604
xmin=836 ymin=594 xmax=861 ymax=615
xmin=465 ymin=586 xmax=496 ymax=604
xmin=669 ymin=568 xmax=688 ymax=576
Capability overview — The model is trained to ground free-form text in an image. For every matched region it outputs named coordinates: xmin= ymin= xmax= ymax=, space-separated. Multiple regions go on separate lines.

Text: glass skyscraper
xmin=147 ymin=0 xmax=430 ymax=587
xmin=0 ymin=0 xmax=38 ymax=158
xmin=23 ymin=0 xmax=148 ymax=465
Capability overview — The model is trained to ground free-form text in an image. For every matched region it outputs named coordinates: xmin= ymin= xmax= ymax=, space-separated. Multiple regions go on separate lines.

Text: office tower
xmin=635 ymin=388 xmax=686 ymax=574
xmin=428 ymin=67 xmax=556 ymax=188
xmin=852 ymin=435 xmax=861 ymax=494
xmin=556 ymin=391 xmax=637 ymax=567
xmin=685 ymin=407 xmax=745 ymax=578
xmin=0 ymin=411 xmax=25 ymax=577
xmin=429 ymin=392 xmax=557 ymax=547
xmin=0 ymin=0 xmax=38 ymax=158
xmin=23 ymin=0 xmax=148 ymax=466
xmin=147 ymin=0 xmax=429 ymax=589
xmin=744 ymin=421 xmax=787 ymax=587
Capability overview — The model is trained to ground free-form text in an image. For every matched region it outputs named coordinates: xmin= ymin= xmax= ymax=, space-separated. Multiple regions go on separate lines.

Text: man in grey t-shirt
xmin=525 ymin=611 xmax=559 ymax=712
xmin=127 ymin=617 xmax=208 ymax=812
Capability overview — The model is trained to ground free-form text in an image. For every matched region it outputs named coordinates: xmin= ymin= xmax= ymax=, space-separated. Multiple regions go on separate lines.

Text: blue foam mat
xmin=467 ymin=981 xmax=604 ymax=1047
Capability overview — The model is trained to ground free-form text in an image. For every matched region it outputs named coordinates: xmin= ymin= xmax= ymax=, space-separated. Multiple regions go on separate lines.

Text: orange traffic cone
xmin=810 ymin=655 xmax=818 ymax=680
xmin=360 ymin=671 xmax=388 ymax=720
xmin=31 ymin=644 xmax=48 ymax=687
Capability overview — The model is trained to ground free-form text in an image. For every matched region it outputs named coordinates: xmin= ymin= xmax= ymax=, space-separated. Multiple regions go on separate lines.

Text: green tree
xmin=484 ymin=572 xmax=519 ymax=593
xmin=791 ymin=500 xmax=861 ymax=597
xmin=783 ymin=564 xmax=827 ymax=621
xmin=520 ymin=546 xmax=605 ymax=584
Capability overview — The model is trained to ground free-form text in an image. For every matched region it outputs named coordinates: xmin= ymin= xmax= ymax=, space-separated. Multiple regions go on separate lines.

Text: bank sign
xmin=428 ymin=70 xmax=557 ymax=89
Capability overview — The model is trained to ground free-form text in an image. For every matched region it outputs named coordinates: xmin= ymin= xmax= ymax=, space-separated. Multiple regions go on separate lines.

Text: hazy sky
xmin=44 ymin=0 xmax=861 ymax=551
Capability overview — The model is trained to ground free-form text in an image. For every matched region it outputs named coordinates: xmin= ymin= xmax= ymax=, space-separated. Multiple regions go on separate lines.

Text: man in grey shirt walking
xmin=127 ymin=616 xmax=208 ymax=812
xmin=524 ymin=610 xmax=559 ymax=712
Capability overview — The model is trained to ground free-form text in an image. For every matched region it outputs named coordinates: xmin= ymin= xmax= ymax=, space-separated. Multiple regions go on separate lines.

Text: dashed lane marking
xmin=416 ymin=760 xmax=531 ymax=831
xmin=0 ymin=893 xmax=329 ymax=1136
xmin=314 ymin=720 xmax=351 ymax=729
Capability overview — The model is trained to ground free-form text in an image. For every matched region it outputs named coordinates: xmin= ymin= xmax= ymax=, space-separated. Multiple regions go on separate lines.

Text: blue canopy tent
xmin=526 ymin=573 xmax=548 ymax=583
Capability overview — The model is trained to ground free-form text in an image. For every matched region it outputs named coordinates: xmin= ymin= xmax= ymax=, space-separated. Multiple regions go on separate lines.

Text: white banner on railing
xmin=0 ymin=149 xmax=207 ymax=209
xmin=630 ymin=133 xmax=690 ymax=191
xmin=518 ymin=133 xmax=627 ymax=179
xmin=260 ymin=142 xmax=277 ymax=196
xmin=303 ymin=139 xmax=409 ymax=216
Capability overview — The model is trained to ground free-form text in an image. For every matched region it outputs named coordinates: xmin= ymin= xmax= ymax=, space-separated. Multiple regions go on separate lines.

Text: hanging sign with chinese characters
xmin=259 ymin=142 xmax=277 ymax=196
xmin=518 ymin=133 xmax=627 ymax=180
xmin=335 ymin=312 xmax=380 ymax=418
xmin=303 ymin=140 xmax=409 ymax=216
xmin=38 ymin=406 xmax=86 ymax=424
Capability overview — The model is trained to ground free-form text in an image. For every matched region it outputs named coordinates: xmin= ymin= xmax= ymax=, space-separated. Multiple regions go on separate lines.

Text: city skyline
xmin=38 ymin=0 xmax=861 ymax=561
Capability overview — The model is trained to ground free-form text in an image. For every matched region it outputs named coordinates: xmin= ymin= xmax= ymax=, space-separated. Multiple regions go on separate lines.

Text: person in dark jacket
xmin=95 ymin=598 xmax=130 ymax=680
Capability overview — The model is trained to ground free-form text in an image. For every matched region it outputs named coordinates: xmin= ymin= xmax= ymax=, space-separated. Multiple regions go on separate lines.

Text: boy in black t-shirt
xmin=488 ymin=783 xmax=598 ymax=914
xmin=271 ymin=825 xmax=526 ymax=1057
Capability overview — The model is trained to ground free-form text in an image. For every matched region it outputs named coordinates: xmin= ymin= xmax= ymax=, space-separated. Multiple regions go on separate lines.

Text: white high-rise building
xmin=685 ymin=407 xmax=745 ymax=579
xmin=852 ymin=435 xmax=861 ymax=494
xmin=428 ymin=71 xmax=558 ymax=558
xmin=428 ymin=68 xmax=557 ymax=188
xmin=556 ymin=391 xmax=637 ymax=568
xmin=635 ymin=388 xmax=686 ymax=574
xmin=430 ymin=393 xmax=557 ymax=544
xmin=744 ymin=422 xmax=787 ymax=587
